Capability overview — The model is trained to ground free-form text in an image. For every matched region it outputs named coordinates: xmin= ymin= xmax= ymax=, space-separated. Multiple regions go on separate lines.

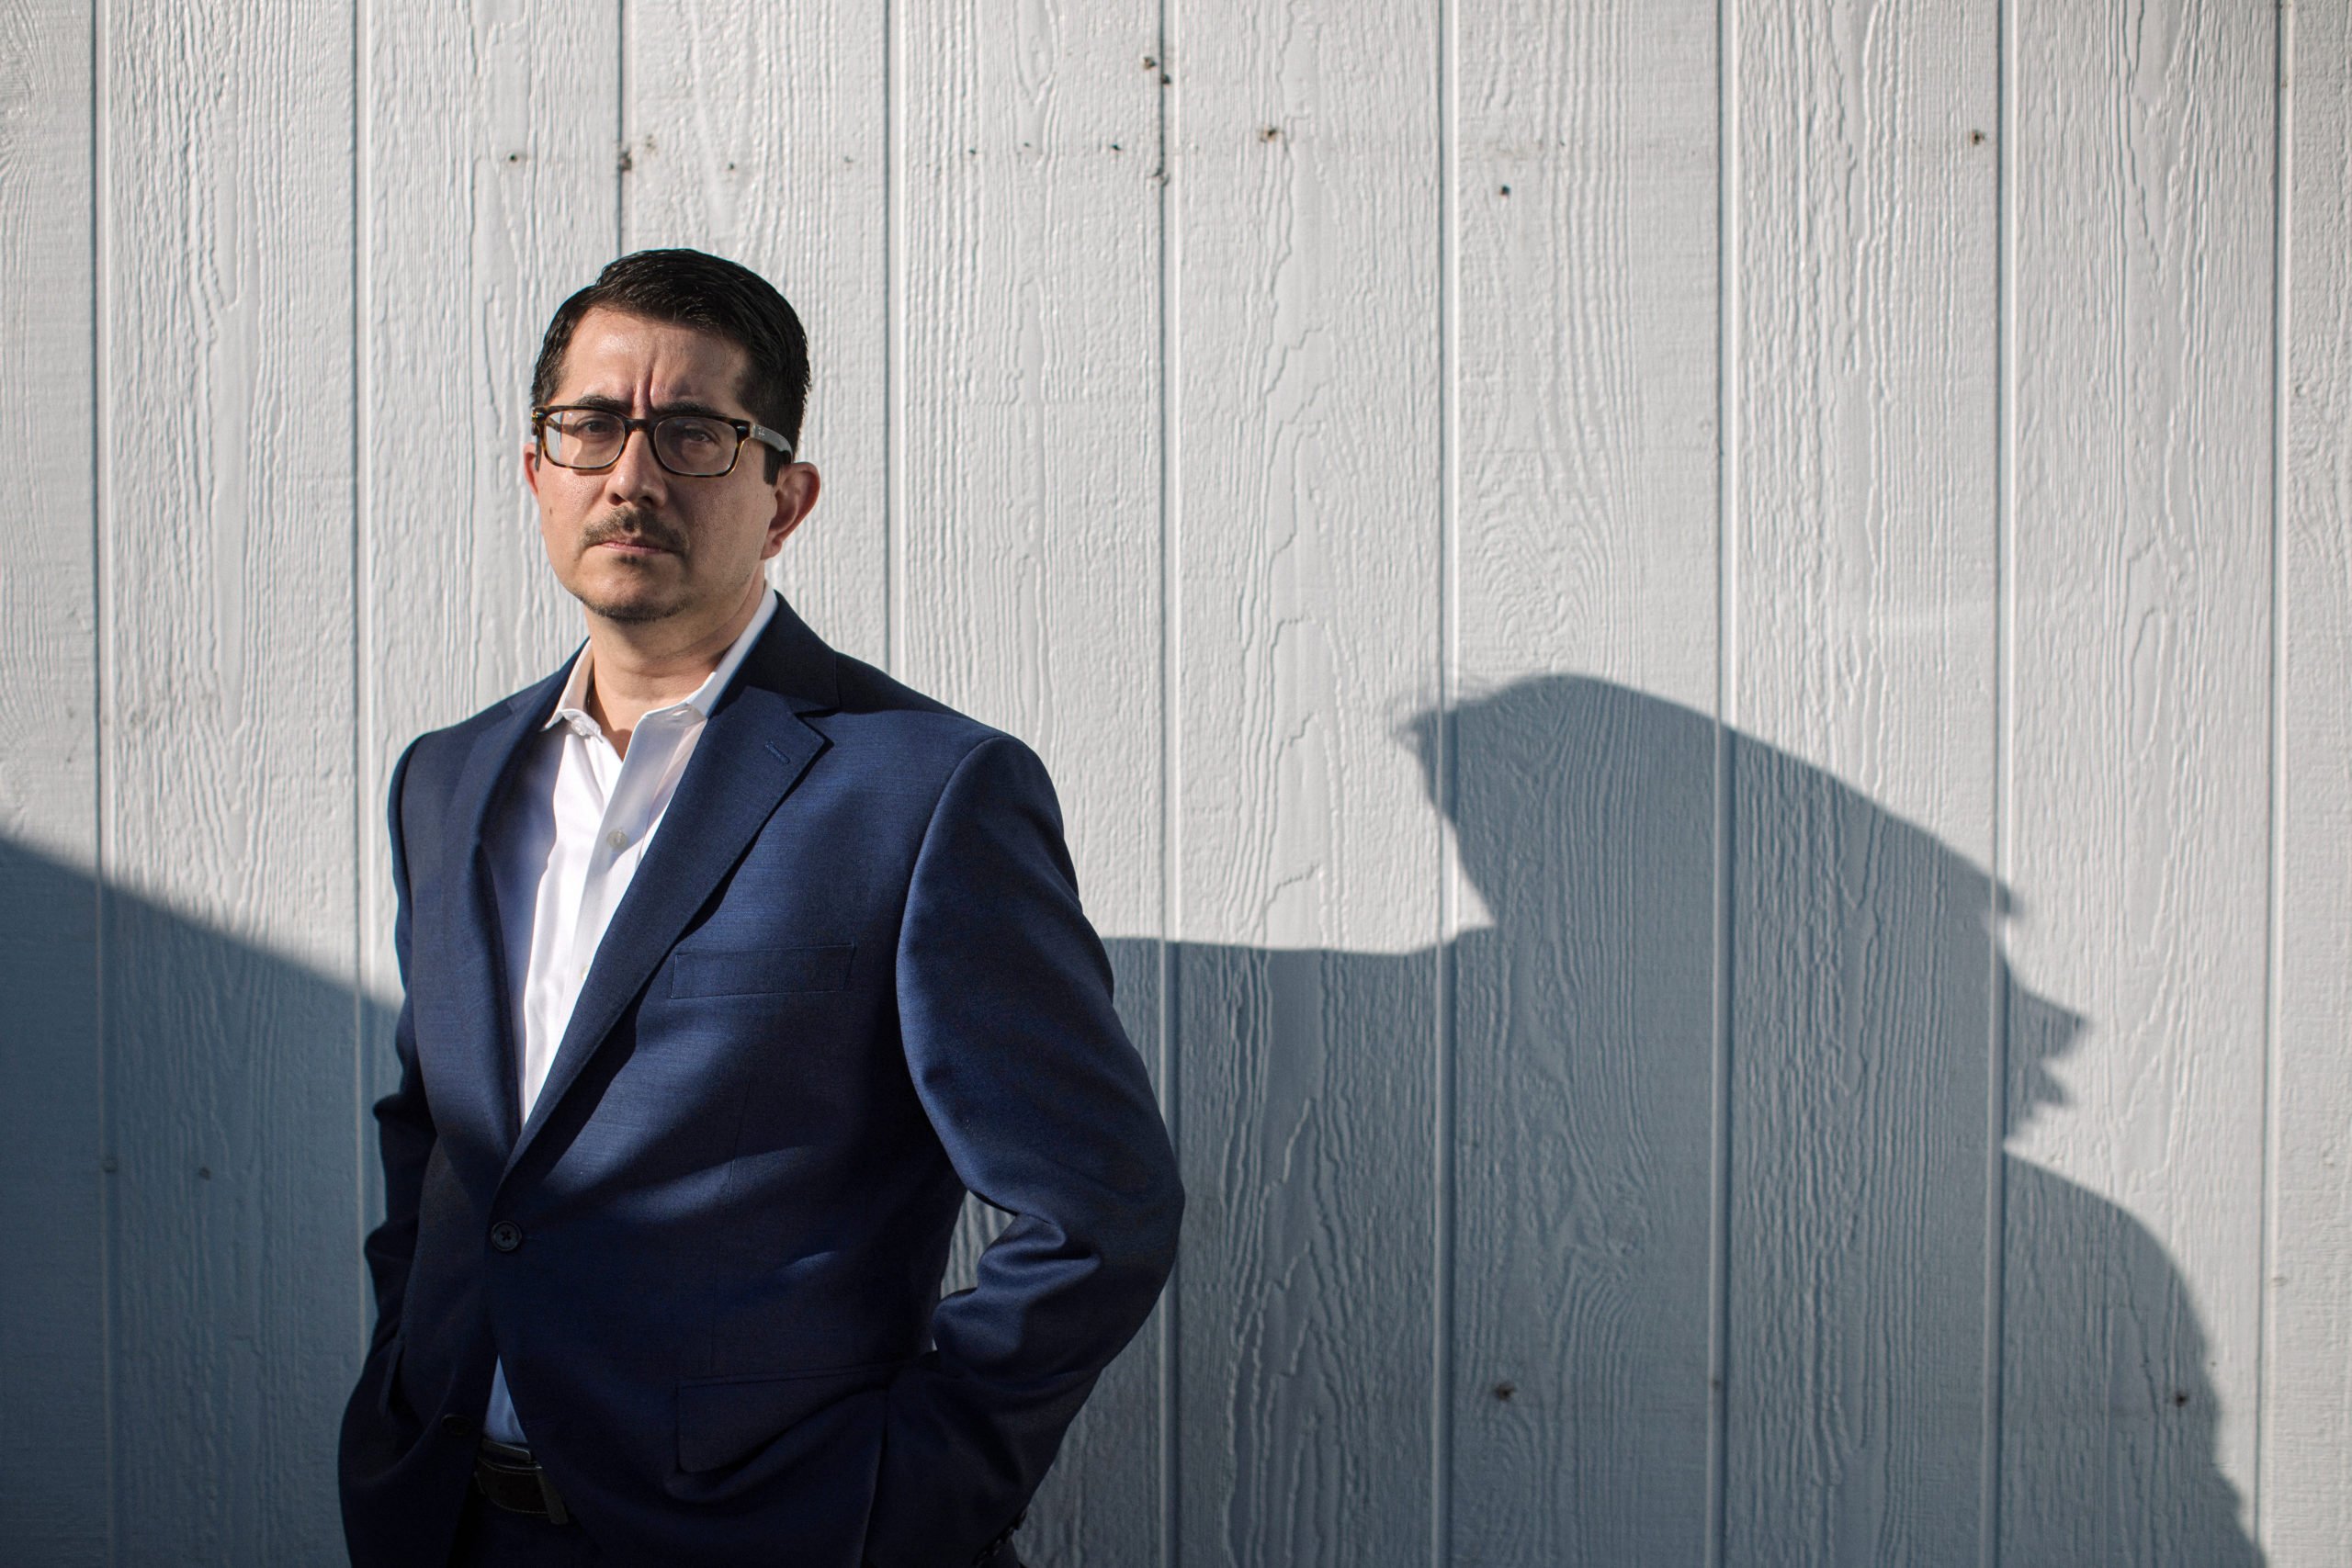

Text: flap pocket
xmin=675 ymin=1359 xmax=899 ymax=1474
xmin=670 ymin=942 xmax=854 ymax=998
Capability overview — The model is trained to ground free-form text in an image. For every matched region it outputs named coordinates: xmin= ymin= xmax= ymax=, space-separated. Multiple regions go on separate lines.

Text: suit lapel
xmin=427 ymin=665 xmax=570 ymax=1168
xmin=501 ymin=599 xmax=838 ymax=1182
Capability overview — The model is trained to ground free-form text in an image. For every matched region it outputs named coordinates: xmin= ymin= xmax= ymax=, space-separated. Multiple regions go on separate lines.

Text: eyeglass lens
xmin=541 ymin=411 xmax=741 ymax=477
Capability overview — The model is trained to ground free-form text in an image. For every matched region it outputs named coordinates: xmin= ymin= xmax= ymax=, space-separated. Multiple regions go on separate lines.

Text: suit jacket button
xmin=441 ymin=1413 xmax=473 ymax=1438
xmin=489 ymin=1222 xmax=523 ymax=1252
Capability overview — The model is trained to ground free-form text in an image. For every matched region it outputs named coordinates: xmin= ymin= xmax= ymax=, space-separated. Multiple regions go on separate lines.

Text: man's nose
xmin=601 ymin=424 xmax=668 ymax=502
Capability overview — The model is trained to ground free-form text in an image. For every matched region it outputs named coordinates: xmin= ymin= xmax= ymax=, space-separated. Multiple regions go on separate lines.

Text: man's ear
xmin=763 ymin=464 xmax=820 ymax=558
xmin=523 ymin=442 xmax=544 ymax=499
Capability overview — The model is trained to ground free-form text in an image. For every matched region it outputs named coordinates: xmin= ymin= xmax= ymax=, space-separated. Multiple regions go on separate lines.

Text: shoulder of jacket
xmin=822 ymin=655 xmax=1030 ymax=772
xmin=394 ymin=677 xmax=551 ymax=800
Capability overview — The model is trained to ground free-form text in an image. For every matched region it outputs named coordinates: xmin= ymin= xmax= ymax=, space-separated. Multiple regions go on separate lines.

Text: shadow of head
xmin=1372 ymin=677 xmax=2256 ymax=1564
xmin=1399 ymin=674 xmax=2084 ymax=1132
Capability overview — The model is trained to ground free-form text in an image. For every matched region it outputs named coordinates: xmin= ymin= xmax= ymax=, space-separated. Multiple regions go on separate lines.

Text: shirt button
xmin=489 ymin=1222 xmax=523 ymax=1253
xmin=441 ymin=1413 xmax=474 ymax=1438
xmin=605 ymin=829 xmax=628 ymax=851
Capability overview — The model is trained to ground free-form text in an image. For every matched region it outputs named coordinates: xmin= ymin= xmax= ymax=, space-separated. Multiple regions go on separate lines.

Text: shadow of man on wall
xmin=1073 ymin=673 xmax=2258 ymax=1566
xmin=6 ymin=659 xmax=2266 ymax=1567
xmin=1425 ymin=673 xmax=2257 ymax=1565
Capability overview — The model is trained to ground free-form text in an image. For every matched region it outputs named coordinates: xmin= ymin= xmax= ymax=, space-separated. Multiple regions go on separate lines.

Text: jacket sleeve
xmin=360 ymin=738 xmax=436 ymax=1355
xmin=865 ymin=735 xmax=1183 ymax=1568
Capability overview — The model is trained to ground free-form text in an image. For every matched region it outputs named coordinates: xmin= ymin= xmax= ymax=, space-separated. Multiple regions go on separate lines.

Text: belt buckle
xmin=474 ymin=1438 xmax=571 ymax=1525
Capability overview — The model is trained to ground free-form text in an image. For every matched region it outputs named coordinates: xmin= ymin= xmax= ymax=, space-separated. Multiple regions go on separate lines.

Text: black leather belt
xmin=473 ymin=1437 xmax=571 ymax=1524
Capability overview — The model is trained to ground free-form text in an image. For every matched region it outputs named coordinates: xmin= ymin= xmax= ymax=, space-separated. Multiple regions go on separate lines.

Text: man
xmin=338 ymin=249 xmax=1182 ymax=1568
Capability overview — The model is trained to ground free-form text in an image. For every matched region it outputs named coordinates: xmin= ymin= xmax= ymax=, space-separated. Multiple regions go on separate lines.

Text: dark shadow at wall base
xmin=1 ymin=836 xmax=392 ymax=1568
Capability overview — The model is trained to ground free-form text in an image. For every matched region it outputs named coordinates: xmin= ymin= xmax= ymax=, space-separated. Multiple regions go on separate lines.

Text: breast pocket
xmin=668 ymin=942 xmax=855 ymax=999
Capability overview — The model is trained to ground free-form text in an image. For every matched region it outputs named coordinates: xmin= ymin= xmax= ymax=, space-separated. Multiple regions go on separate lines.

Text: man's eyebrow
xmin=557 ymin=393 xmax=743 ymax=422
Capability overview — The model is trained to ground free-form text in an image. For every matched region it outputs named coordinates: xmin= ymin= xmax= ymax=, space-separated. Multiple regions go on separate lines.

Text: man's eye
xmin=565 ymin=413 xmax=623 ymax=440
xmin=668 ymin=420 xmax=724 ymax=449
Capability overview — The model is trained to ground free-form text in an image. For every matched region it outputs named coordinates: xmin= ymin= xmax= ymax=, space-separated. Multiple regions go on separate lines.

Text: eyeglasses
xmin=531 ymin=405 xmax=794 ymax=479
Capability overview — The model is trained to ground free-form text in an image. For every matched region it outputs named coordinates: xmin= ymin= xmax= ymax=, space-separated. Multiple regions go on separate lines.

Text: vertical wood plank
xmin=362 ymin=0 xmax=616 ymax=750
xmin=352 ymin=6 xmax=605 ymax=1540
xmin=2004 ymin=3 xmax=2272 ymax=1562
xmin=1450 ymin=2 xmax=1721 ymax=1562
xmin=895 ymin=6 xmax=1167 ymax=1558
xmin=2267 ymin=2 xmax=2352 ymax=1560
xmin=623 ymin=0 xmax=890 ymax=669
xmin=1172 ymin=0 xmax=1442 ymax=1558
xmin=359 ymin=0 xmax=616 ymax=1360
xmin=0 ymin=3 xmax=106 ymax=1561
xmin=101 ymin=1 xmax=359 ymax=1560
xmin=1726 ymin=3 xmax=2001 ymax=1562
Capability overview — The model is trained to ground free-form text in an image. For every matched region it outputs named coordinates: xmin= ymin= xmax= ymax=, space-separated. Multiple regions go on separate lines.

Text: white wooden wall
xmin=2 ymin=2 xmax=2345 ymax=1564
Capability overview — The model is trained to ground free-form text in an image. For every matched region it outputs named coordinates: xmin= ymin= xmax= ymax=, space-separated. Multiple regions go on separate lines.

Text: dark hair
xmin=531 ymin=248 xmax=810 ymax=480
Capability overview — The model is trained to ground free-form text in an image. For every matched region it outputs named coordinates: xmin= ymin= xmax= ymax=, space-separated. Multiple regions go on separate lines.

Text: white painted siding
xmin=0 ymin=4 xmax=2336 ymax=1563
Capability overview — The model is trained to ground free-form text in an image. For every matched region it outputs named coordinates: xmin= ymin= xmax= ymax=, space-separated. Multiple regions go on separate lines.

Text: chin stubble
xmin=572 ymin=506 xmax=691 ymax=622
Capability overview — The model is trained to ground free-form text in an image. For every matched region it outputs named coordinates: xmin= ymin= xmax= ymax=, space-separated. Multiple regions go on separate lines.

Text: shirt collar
xmin=545 ymin=588 xmax=780 ymax=737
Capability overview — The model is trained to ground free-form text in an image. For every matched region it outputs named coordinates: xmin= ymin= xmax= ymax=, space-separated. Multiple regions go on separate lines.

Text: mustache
xmin=582 ymin=508 xmax=686 ymax=554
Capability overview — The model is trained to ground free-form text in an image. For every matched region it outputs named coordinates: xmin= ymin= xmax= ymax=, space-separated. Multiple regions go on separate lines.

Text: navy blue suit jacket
xmin=337 ymin=596 xmax=1182 ymax=1568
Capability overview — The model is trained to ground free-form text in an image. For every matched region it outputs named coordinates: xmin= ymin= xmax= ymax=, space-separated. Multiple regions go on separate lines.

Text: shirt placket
xmin=566 ymin=706 xmax=689 ymax=977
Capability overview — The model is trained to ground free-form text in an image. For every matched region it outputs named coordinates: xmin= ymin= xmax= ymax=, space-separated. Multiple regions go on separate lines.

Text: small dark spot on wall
xmin=1142 ymin=55 xmax=1158 ymax=70
xmin=101 ymin=1156 xmax=118 ymax=1174
xmin=725 ymin=161 xmax=737 ymax=172
xmin=505 ymin=152 xmax=523 ymax=164
xmin=1970 ymin=129 xmax=1987 ymax=145
xmin=617 ymin=148 xmax=635 ymax=175
xmin=1111 ymin=142 xmax=1122 ymax=152
xmin=2173 ymin=1390 xmax=2190 ymax=1406
xmin=197 ymin=1167 xmax=211 ymax=1180
xmin=1492 ymin=1381 xmax=1515 ymax=1401
xmin=1260 ymin=125 xmax=1281 ymax=142
xmin=1498 ymin=184 xmax=1510 ymax=197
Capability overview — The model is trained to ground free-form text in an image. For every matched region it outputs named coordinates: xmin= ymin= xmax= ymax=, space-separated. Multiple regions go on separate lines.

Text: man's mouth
xmin=583 ymin=513 xmax=684 ymax=557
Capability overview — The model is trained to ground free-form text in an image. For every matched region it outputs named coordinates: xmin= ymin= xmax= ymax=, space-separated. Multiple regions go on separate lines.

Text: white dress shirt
xmin=479 ymin=590 xmax=778 ymax=1443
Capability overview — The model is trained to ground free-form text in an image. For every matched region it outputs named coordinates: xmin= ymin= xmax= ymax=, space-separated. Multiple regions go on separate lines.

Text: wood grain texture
xmin=362 ymin=0 xmax=616 ymax=754
xmin=623 ymin=0 xmax=890 ymax=670
xmin=895 ymin=6 xmax=1169 ymax=1558
xmin=2267 ymin=2 xmax=2352 ymax=1559
xmin=358 ymin=0 xmax=617 ymax=1382
xmin=1172 ymin=0 xmax=1442 ymax=1559
xmin=2003 ymin=1 xmax=2272 ymax=1562
xmin=11 ymin=5 xmax=2347 ymax=1562
xmin=1451 ymin=2 xmax=1721 ymax=1561
xmin=0 ymin=2 xmax=106 ymax=1561
xmin=1727 ymin=2 xmax=2001 ymax=1562
xmin=100 ymin=1 xmax=360 ymax=1561
xmin=897 ymin=1 xmax=1163 ymax=932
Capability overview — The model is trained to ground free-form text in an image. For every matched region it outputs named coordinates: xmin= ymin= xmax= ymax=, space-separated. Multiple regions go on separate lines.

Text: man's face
xmin=526 ymin=307 xmax=816 ymax=631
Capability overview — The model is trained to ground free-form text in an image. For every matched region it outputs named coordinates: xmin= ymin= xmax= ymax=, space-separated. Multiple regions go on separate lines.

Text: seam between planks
xmin=1431 ymin=0 xmax=1459 ymax=1560
xmin=1705 ymin=0 xmax=1740 ymax=1562
xmin=615 ymin=0 xmax=628 ymax=249
xmin=1154 ymin=1 xmax=1182 ymax=1562
xmin=1980 ymin=0 xmax=2019 ymax=1561
xmin=90 ymin=0 xmax=118 ymax=1561
xmin=882 ymin=0 xmax=905 ymax=678
xmin=351 ymin=0 xmax=372 ymax=1371
xmin=2255 ymin=0 xmax=2293 ymax=1549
